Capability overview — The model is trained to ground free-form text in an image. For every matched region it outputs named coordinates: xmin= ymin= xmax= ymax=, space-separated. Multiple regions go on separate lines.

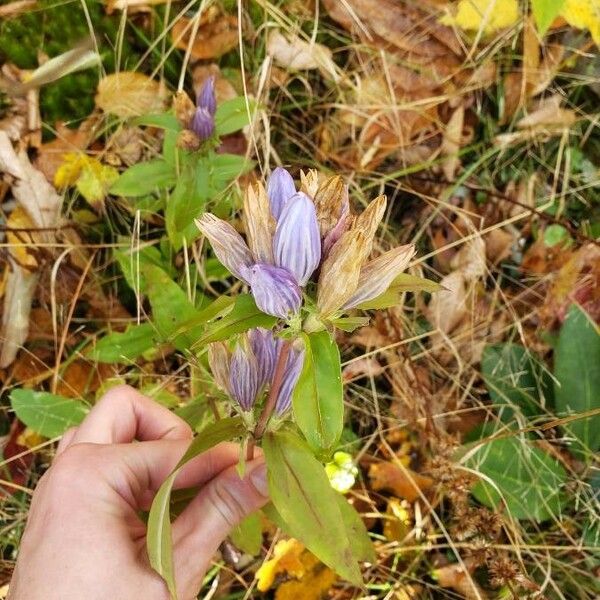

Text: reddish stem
xmin=245 ymin=340 xmax=292 ymax=461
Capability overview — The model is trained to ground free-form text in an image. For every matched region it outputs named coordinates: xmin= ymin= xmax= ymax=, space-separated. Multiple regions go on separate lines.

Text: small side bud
xmin=173 ymin=91 xmax=196 ymax=128
xmin=176 ymin=129 xmax=201 ymax=151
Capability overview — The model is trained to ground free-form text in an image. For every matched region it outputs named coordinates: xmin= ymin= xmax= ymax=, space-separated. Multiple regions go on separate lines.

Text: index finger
xmin=70 ymin=385 xmax=192 ymax=445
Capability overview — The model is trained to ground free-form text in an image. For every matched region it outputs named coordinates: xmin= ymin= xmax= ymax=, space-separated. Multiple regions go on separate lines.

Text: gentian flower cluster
xmin=209 ymin=328 xmax=304 ymax=419
xmin=196 ymin=168 xmax=415 ymax=322
xmin=173 ymin=76 xmax=217 ymax=150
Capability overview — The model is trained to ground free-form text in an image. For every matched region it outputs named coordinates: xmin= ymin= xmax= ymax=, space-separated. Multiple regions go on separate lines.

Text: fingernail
xmin=249 ymin=462 xmax=269 ymax=497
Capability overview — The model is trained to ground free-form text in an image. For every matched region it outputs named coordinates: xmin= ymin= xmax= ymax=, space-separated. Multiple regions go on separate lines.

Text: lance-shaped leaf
xmin=355 ymin=272 xmax=440 ymax=310
xmin=262 ymin=430 xmax=363 ymax=586
xmin=195 ymin=213 xmax=253 ymax=283
xmin=267 ymin=167 xmax=296 ymax=220
xmin=242 ymin=263 xmax=302 ymax=319
xmin=147 ymin=417 xmax=246 ymax=600
xmin=292 ymin=330 xmax=343 ymax=456
xmin=344 ymin=244 xmax=416 ymax=309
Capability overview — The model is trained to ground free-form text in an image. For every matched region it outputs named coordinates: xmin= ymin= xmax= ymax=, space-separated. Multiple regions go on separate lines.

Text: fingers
xmin=56 ymin=426 xmax=78 ymax=456
xmin=172 ymin=458 xmax=269 ymax=597
xmin=70 ymin=385 xmax=192 ymax=445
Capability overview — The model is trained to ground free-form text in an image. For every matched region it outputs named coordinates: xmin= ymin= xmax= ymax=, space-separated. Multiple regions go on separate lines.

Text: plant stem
xmin=245 ymin=340 xmax=292 ymax=461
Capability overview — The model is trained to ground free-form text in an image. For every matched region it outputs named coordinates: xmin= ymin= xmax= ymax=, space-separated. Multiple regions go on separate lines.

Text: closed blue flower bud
xmin=267 ymin=167 xmax=296 ymax=220
xmin=197 ymin=76 xmax=217 ymax=115
xmin=273 ymin=192 xmax=321 ymax=286
xmin=241 ymin=263 xmax=302 ymax=319
xmin=249 ymin=328 xmax=280 ymax=387
xmin=191 ymin=106 xmax=215 ymax=140
xmin=229 ymin=344 xmax=259 ymax=411
xmin=275 ymin=346 xmax=305 ymax=415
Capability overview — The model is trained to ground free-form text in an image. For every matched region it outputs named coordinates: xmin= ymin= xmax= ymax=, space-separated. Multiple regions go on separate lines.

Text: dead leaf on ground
xmin=433 ymin=558 xmax=488 ymax=599
xmin=106 ymin=0 xmax=170 ymax=13
xmin=441 ymin=104 xmax=465 ymax=181
xmin=95 ymin=72 xmax=167 ymax=118
xmin=255 ymin=538 xmax=305 ymax=592
xmin=266 ymin=30 xmax=337 ymax=80
xmin=0 ymin=0 xmax=36 ymax=18
xmin=274 ymin=549 xmax=336 ymax=600
xmin=192 ymin=64 xmax=238 ymax=103
xmin=171 ymin=9 xmax=238 ymax=60
xmin=368 ymin=461 xmax=434 ymax=502
xmin=342 ymin=357 xmax=384 ymax=382
xmin=35 ymin=118 xmax=97 ymax=182
xmin=56 ymin=360 xmax=114 ymax=398
xmin=0 ymin=131 xmax=62 ymax=367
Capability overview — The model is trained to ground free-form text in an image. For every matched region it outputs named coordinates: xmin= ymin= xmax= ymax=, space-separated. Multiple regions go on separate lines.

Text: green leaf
xmin=481 ymin=343 xmax=554 ymax=420
xmin=211 ymin=153 xmax=252 ymax=182
xmin=132 ymin=113 xmax=181 ymax=131
xmin=357 ymin=273 xmax=441 ymax=310
xmin=330 ymin=316 xmax=370 ymax=332
xmin=230 ymin=512 xmax=263 ymax=556
xmin=11 ymin=390 xmax=89 ymax=438
xmin=466 ymin=436 xmax=567 ymax=522
xmin=147 ymin=417 xmax=246 ymax=600
xmin=293 ymin=330 xmax=344 ymax=456
xmin=114 ymin=244 xmax=174 ymax=296
xmin=165 ymin=163 xmax=208 ymax=250
xmin=91 ymin=323 xmax=157 ymax=364
xmin=143 ymin=264 xmax=201 ymax=349
xmin=214 ymin=97 xmax=256 ymax=136
xmin=531 ymin=0 xmax=566 ymax=36
xmin=335 ymin=493 xmax=375 ymax=563
xmin=554 ymin=304 xmax=600 ymax=456
xmin=110 ymin=160 xmax=176 ymax=197
xmin=263 ymin=430 xmax=363 ymax=586
xmin=543 ymin=224 xmax=571 ymax=247
xmin=192 ymin=294 xmax=277 ymax=348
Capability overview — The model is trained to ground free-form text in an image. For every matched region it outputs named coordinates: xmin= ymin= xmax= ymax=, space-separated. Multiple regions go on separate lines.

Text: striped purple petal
xmin=275 ymin=346 xmax=305 ymax=416
xmin=267 ymin=167 xmax=296 ymax=220
xmin=273 ymin=192 xmax=321 ymax=286
xmin=229 ymin=344 xmax=259 ymax=411
xmin=249 ymin=328 xmax=281 ymax=387
xmin=190 ymin=106 xmax=215 ymax=140
xmin=197 ymin=76 xmax=217 ymax=115
xmin=242 ymin=263 xmax=302 ymax=319
xmin=195 ymin=213 xmax=253 ymax=284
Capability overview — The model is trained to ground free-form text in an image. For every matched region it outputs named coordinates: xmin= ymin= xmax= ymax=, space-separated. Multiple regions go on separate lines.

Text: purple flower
xmin=267 ymin=167 xmax=296 ymax=220
xmin=249 ymin=328 xmax=281 ymax=387
xmin=241 ymin=263 xmax=302 ymax=319
xmin=229 ymin=344 xmax=259 ymax=411
xmin=273 ymin=192 xmax=321 ymax=286
xmin=275 ymin=346 xmax=305 ymax=415
xmin=190 ymin=77 xmax=217 ymax=140
xmin=197 ymin=76 xmax=217 ymax=116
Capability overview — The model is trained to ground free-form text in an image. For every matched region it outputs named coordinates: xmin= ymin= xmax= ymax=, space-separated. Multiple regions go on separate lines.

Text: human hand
xmin=8 ymin=385 xmax=269 ymax=600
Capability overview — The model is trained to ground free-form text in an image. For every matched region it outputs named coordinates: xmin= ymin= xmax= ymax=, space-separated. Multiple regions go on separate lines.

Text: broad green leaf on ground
xmin=465 ymin=436 xmax=567 ymax=521
xmin=91 ymin=323 xmax=157 ymax=364
xmin=147 ymin=417 xmax=245 ymax=600
xmin=192 ymin=294 xmax=277 ymax=348
xmin=357 ymin=273 xmax=441 ymax=310
xmin=293 ymin=330 xmax=344 ymax=457
xmin=210 ymin=153 xmax=253 ymax=184
xmin=114 ymin=244 xmax=175 ymax=296
xmin=11 ymin=390 xmax=89 ymax=438
xmin=143 ymin=264 xmax=202 ymax=349
xmin=110 ymin=160 xmax=176 ymax=197
xmin=481 ymin=343 xmax=554 ymax=420
xmin=262 ymin=430 xmax=363 ymax=586
xmin=132 ymin=113 xmax=181 ymax=131
xmin=214 ymin=97 xmax=256 ymax=136
xmin=165 ymin=165 xmax=207 ymax=250
xmin=230 ymin=512 xmax=263 ymax=556
xmin=531 ymin=0 xmax=566 ymax=35
xmin=554 ymin=304 xmax=600 ymax=456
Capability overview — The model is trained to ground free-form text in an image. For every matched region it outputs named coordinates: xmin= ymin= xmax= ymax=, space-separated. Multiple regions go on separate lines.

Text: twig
xmin=245 ymin=340 xmax=292 ymax=461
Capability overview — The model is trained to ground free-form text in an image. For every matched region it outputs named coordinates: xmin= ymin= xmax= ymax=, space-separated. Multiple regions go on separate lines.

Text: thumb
xmin=172 ymin=457 xmax=269 ymax=596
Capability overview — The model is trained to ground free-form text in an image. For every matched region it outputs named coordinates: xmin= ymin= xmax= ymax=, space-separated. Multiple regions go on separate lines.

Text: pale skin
xmin=8 ymin=385 xmax=269 ymax=600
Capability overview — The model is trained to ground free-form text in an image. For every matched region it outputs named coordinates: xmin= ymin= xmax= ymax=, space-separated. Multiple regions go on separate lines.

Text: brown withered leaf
xmin=95 ymin=72 xmax=166 ymax=118
xmin=171 ymin=9 xmax=238 ymax=60
xmin=35 ymin=118 xmax=97 ymax=182
xmin=342 ymin=357 xmax=384 ymax=382
xmin=56 ymin=360 xmax=114 ymax=398
xmin=323 ymin=0 xmax=462 ymax=60
xmin=433 ymin=558 xmax=488 ymax=599
xmin=368 ymin=461 xmax=434 ymax=502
